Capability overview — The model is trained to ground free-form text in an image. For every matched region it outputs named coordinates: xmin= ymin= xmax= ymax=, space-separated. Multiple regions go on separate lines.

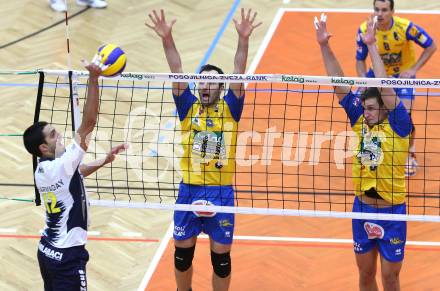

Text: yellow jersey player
xmin=146 ymin=8 xmax=261 ymax=291
xmin=317 ymin=14 xmax=412 ymax=291
xmin=356 ymin=0 xmax=437 ymax=177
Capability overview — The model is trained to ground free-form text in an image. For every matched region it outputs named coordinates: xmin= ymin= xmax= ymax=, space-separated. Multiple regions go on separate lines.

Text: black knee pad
xmin=211 ymin=251 xmax=231 ymax=278
xmin=174 ymin=246 xmax=195 ymax=272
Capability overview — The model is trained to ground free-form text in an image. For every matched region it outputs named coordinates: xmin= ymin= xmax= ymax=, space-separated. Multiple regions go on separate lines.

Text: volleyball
xmin=97 ymin=44 xmax=126 ymax=77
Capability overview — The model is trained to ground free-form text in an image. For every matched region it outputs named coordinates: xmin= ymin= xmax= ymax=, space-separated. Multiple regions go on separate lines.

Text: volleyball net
xmin=34 ymin=70 xmax=440 ymax=221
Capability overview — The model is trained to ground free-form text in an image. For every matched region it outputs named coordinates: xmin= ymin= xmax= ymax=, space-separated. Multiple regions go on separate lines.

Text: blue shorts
xmin=37 ymin=239 xmax=89 ymax=291
xmin=352 ymin=196 xmax=407 ymax=262
xmin=366 ymin=69 xmax=415 ymax=100
xmin=173 ymin=183 xmax=235 ymax=245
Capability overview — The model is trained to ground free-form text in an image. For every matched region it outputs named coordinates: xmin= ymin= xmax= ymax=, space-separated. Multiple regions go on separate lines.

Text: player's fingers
xmin=241 ymin=7 xmax=245 ymax=20
xmin=253 ymin=21 xmax=263 ymax=29
xmin=170 ymin=19 xmax=177 ymax=27
xmin=320 ymin=13 xmax=327 ymax=23
xmin=91 ymin=54 xmax=99 ymax=64
xmin=246 ymin=8 xmax=251 ymax=21
xmin=152 ymin=10 xmax=160 ymax=21
xmin=92 ymin=54 xmax=102 ymax=66
xmin=160 ymin=9 xmax=165 ymax=21
xmin=251 ymin=11 xmax=257 ymax=23
xmin=148 ymin=13 xmax=157 ymax=25
xmin=81 ymin=59 xmax=90 ymax=67
xmin=314 ymin=16 xmax=319 ymax=30
xmin=100 ymin=64 xmax=109 ymax=71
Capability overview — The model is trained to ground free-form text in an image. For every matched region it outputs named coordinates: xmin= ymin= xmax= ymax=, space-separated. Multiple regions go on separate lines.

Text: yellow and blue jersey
xmin=340 ymin=92 xmax=412 ymax=204
xmin=173 ymin=86 xmax=244 ymax=186
xmin=356 ymin=16 xmax=433 ymax=76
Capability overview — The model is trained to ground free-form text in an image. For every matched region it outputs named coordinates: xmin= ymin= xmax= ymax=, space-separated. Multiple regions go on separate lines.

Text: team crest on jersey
xmin=192 ymin=199 xmax=216 ymax=217
xmin=364 ymin=222 xmax=385 ymax=239
xmin=206 ymin=119 xmax=214 ymax=127
xmin=192 ymin=116 xmax=200 ymax=126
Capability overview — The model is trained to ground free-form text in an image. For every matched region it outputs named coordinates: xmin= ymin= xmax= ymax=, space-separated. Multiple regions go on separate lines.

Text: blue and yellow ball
xmin=97 ymin=44 xmax=126 ymax=77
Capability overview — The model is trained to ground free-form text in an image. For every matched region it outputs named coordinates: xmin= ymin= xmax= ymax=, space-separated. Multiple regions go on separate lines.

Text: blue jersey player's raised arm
xmin=23 ymin=56 xmax=126 ymax=291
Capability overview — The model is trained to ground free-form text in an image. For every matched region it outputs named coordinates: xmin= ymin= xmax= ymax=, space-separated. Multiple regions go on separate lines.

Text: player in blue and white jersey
xmin=23 ymin=57 xmax=126 ymax=291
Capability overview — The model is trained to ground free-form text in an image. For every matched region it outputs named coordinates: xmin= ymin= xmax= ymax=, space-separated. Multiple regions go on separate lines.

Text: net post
xmin=32 ymin=72 xmax=45 ymax=206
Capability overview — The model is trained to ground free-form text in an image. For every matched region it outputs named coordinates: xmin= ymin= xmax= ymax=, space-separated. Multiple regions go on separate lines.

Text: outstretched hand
xmin=104 ymin=143 xmax=128 ymax=165
xmin=82 ymin=54 xmax=108 ymax=79
xmin=145 ymin=9 xmax=176 ymax=39
xmin=233 ymin=8 xmax=262 ymax=38
xmin=314 ymin=13 xmax=331 ymax=45
xmin=360 ymin=16 xmax=377 ymax=46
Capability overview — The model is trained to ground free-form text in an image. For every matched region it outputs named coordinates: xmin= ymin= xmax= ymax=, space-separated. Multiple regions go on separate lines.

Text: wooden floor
xmin=1 ymin=1 xmax=440 ymax=290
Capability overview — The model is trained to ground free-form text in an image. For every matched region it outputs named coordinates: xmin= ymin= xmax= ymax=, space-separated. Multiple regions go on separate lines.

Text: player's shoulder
xmin=359 ymin=20 xmax=368 ymax=33
xmin=35 ymin=158 xmax=63 ymax=181
xmin=393 ymin=16 xmax=412 ymax=29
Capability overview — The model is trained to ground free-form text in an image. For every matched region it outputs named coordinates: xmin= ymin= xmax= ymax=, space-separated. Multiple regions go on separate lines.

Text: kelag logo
xmin=281 ymin=75 xmax=305 ymax=83
xmin=331 ymin=77 xmax=355 ymax=86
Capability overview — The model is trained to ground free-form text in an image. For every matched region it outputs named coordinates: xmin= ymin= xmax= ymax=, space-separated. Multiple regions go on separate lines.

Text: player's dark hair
xmin=199 ymin=64 xmax=225 ymax=75
xmin=361 ymin=87 xmax=385 ymax=107
xmin=374 ymin=0 xmax=394 ymax=10
xmin=199 ymin=64 xmax=225 ymax=88
xmin=23 ymin=121 xmax=48 ymax=157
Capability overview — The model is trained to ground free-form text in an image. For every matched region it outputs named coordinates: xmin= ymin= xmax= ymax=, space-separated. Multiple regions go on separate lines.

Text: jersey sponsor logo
xmin=174 ymin=226 xmax=186 ymax=237
xmin=364 ymin=222 xmax=385 ymax=239
xmin=409 ymin=25 xmax=419 ymax=38
xmin=38 ymin=243 xmax=64 ymax=261
xmin=352 ymin=96 xmax=361 ymax=107
xmin=192 ymin=130 xmax=226 ymax=162
xmin=219 ymin=219 xmax=233 ymax=227
xmin=192 ymin=199 xmax=216 ymax=217
xmin=38 ymin=179 xmax=64 ymax=193
xmin=357 ymin=129 xmax=385 ymax=171
xmin=393 ymin=31 xmax=399 ymax=41
xmin=353 ymin=241 xmax=363 ymax=252
xmin=380 ymin=52 xmax=402 ymax=67
xmin=418 ymin=34 xmax=428 ymax=45
xmin=79 ymin=269 xmax=87 ymax=290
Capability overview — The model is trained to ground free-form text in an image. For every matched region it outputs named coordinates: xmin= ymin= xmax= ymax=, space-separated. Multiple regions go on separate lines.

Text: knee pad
xmin=174 ymin=246 xmax=195 ymax=272
xmin=211 ymin=251 xmax=231 ymax=278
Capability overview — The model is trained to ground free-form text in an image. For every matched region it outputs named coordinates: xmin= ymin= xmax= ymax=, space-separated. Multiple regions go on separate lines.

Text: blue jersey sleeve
xmin=224 ymin=89 xmax=244 ymax=122
xmin=388 ymin=102 xmax=412 ymax=137
xmin=406 ymin=22 xmax=433 ymax=48
xmin=356 ymin=28 xmax=368 ymax=61
xmin=173 ymin=86 xmax=197 ymax=121
xmin=339 ymin=91 xmax=363 ymax=127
